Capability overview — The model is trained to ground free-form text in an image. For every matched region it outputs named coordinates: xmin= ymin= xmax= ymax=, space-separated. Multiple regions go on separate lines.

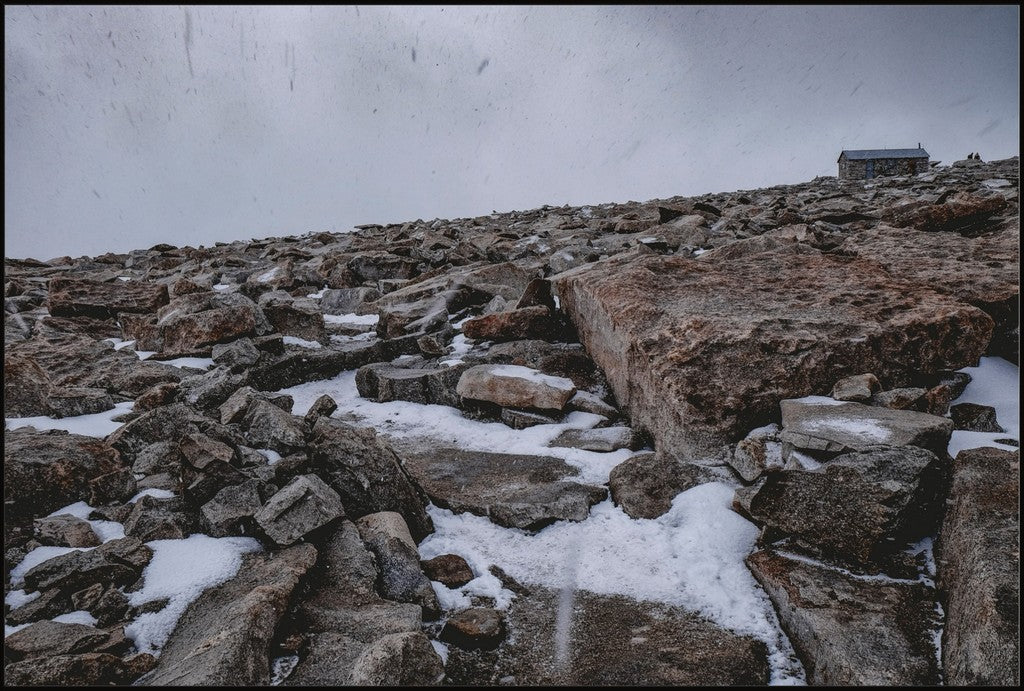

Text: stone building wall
xmin=838 ymin=156 xmax=929 ymax=180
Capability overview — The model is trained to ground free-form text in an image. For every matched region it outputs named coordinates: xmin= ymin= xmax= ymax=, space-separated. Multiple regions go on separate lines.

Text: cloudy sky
xmin=4 ymin=5 xmax=1019 ymax=259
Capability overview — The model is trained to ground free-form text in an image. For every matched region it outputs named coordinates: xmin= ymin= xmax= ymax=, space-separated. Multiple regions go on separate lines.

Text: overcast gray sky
xmin=4 ymin=5 xmax=1019 ymax=260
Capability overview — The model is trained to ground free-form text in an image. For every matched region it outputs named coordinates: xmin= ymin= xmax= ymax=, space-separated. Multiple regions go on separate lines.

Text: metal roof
xmin=839 ymin=148 xmax=929 ymax=160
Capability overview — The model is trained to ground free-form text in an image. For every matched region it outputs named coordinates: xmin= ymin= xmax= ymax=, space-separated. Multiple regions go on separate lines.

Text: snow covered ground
xmin=277 ymin=367 xmax=807 ymax=684
xmin=4 ymin=353 xmax=1017 ymax=680
xmin=5 ymin=492 xmax=260 ymax=654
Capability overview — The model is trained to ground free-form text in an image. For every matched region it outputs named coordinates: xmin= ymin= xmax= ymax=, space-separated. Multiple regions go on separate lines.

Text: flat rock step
xmin=395 ymin=445 xmax=607 ymax=531
xmin=779 ymin=396 xmax=953 ymax=457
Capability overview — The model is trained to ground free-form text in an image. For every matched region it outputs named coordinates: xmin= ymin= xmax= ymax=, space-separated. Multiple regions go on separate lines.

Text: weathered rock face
xmin=554 ymin=247 xmax=992 ymax=460
xmin=4 ymin=353 xmax=55 ymax=417
xmin=258 ymin=293 xmax=326 ymax=341
xmin=129 ymin=291 xmax=268 ymax=355
xmin=461 ymin=305 xmax=561 ymax=342
xmin=949 ymin=402 xmax=1004 ymax=432
xmin=735 ymin=445 xmax=946 ymax=568
xmin=938 ymin=447 xmax=1020 ymax=686
xmin=5 ymin=331 xmax=183 ymax=399
xmin=444 ymin=587 xmax=770 ymax=685
xmin=143 ymin=544 xmax=317 ymax=686
xmin=307 ymin=418 xmax=433 ymax=541
xmin=747 ymin=549 xmax=940 ymax=685
xmin=33 ymin=514 xmax=101 ymax=548
xmin=347 ymin=632 xmax=444 ymax=685
xmin=398 ymin=446 xmax=607 ymax=531
xmin=22 ymin=537 xmax=152 ymax=594
xmin=47 ymin=277 xmax=169 ymax=319
xmin=882 ymin=193 xmax=1008 ymax=234
xmin=840 ymin=223 xmax=1019 ymax=362
xmin=254 ymin=474 xmax=345 ymax=546
xmin=5 ymin=652 xmax=148 ymax=686
xmin=4 ymin=428 xmax=123 ymax=518
xmin=549 ymin=426 xmax=641 ymax=452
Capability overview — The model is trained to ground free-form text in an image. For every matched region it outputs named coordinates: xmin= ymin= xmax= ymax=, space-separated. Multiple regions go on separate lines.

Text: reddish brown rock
xmin=462 ymin=305 xmax=560 ymax=342
xmin=883 ymin=193 xmax=1008 ymax=234
xmin=5 ymin=331 xmax=183 ymax=398
xmin=4 ymin=353 xmax=53 ymax=417
xmin=421 ymin=553 xmax=475 ymax=588
xmin=4 ymin=428 xmax=123 ymax=518
xmin=554 ymin=247 xmax=993 ymax=460
xmin=47 ymin=277 xmax=169 ymax=319
xmin=607 ymin=453 xmax=711 ymax=519
xmin=440 ymin=607 xmax=506 ymax=650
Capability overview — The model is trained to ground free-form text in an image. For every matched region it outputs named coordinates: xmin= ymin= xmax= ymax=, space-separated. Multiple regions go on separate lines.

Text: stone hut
xmin=838 ymin=146 xmax=930 ymax=180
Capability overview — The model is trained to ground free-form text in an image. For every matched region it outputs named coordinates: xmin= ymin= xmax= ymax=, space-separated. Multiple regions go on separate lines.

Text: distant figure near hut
xmin=837 ymin=145 xmax=930 ymax=180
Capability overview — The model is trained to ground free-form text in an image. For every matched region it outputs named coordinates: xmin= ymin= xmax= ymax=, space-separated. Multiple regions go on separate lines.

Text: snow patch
xmin=487 ymin=365 xmax=575 ymax=392
xmin=947 ymin=356 xmax=1019 ymax=457
xmin=125 ymin=535 xmax=262 ymax=655
xmin=256 ymin=267 xmax=280 ymax=283
xmin=52 ymin=610 xmax=99 ymax=626
xmin=788 ymin=395 xmax=846 ymax=406
xmin=258 ymin=448 xmax=283 ymax=465
xmin=129 ymin=489 xmax=177 ymax=503
xmin=801 ymin=417 xmax=891 ymax=443
xmin=4 ymin=401 xmax=135 ymax=438
xmin=420 ymin=487 xmax=804 ymax=684
xmin=323 ymin=312 xmax=379 ymax=325
xmin=282 ymin=336 xmax=323 ymax=350
xmin=5 ymin=589 xmax=40 ymax=610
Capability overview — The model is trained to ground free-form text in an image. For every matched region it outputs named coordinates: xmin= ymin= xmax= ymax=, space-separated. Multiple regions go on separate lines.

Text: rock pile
xmin=4 ymin=157 xmax=1018 ymax=685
